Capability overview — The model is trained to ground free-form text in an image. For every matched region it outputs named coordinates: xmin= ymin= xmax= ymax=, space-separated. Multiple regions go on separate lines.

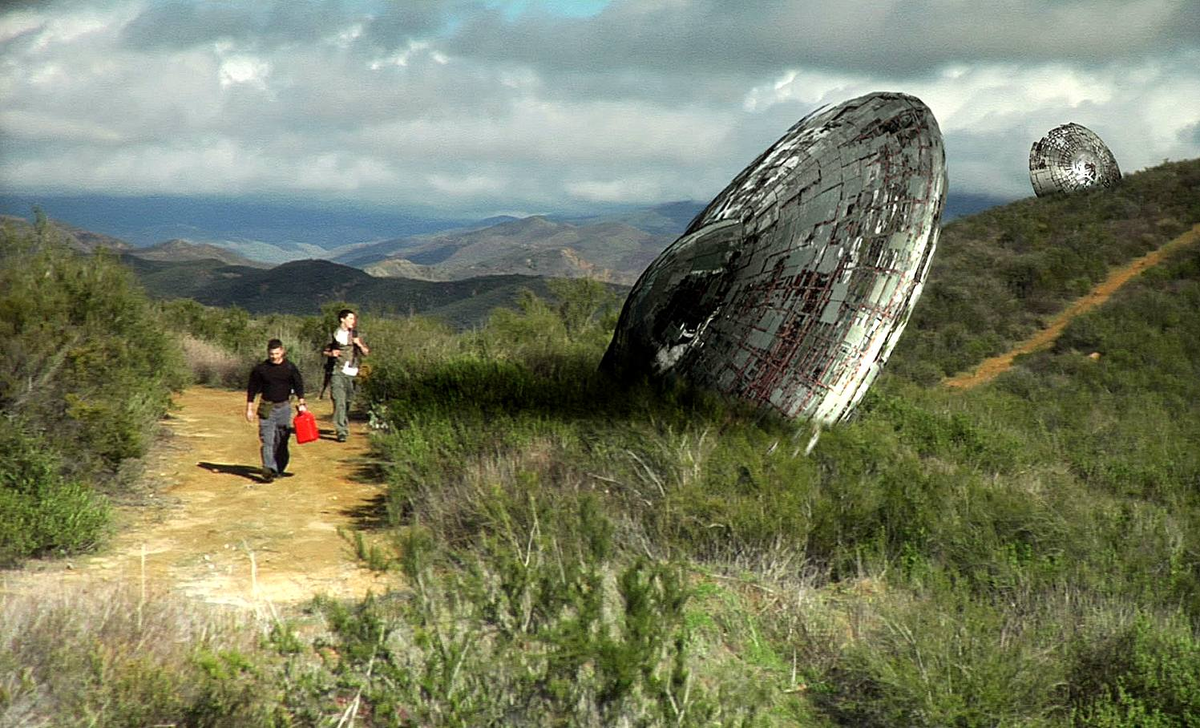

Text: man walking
xmin=323 ymin=309 xmax=369 ymax=442
xmin=246 ymin=339 xmax=307 ymax=482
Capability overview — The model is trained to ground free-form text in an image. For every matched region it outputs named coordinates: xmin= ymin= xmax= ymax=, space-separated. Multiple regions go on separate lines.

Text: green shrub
xmin=286 ymin=504 xmax=771 ymax=726
xmin=0 ymin=220 xmax=187 ymax=564
xmin=1069 ymin=615 xmax=1200 ymax=727
xmin=0 ymin=227 xmax=186 ymax=473
xmin=0 ymin=419 xmax=109 ymax=565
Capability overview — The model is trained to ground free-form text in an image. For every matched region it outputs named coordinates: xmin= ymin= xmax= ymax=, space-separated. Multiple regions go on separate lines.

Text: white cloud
xmin=742 ymin=69 xmax=864 ymax=112
xmin=0 ymin=0 xmax=1197 ymax=216
xmin=0 ymin=109 xmax=123 ymax=143
xmin=369 ymin=39 xmax=441 ymax=70
xmin=426 ymin=173 xmax=508 ymax=196
xmin=565 ymin=176 xmax=669 ymax=203
xmin=218 ymin=55 xmax=271 ymax=89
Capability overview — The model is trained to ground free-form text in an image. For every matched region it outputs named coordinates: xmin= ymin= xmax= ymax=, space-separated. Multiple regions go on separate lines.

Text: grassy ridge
xmin=890 ymin=158 xmax=1200 ymax=383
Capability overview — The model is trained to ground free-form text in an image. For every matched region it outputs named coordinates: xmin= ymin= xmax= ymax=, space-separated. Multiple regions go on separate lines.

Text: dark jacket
xmin=247 ymin=359 xmax=305 ymax=403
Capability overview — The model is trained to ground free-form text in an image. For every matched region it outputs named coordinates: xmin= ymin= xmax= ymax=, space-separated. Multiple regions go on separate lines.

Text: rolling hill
xmin=121 ymin=255 xmax=628 ymax=328
xmin=1 ymin=214 xmax=132 ymax=255
xmin=887 ymin=157 xmax=1200 ymax=383
xmin=125 ymin=238 xmax=269 ymax=268
xmin=363 ymin=215 xmax=675 ymax=285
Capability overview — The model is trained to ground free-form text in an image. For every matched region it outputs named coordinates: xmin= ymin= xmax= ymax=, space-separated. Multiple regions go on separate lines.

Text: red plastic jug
xmin=293 ymin=410 xmax=318 ymax=444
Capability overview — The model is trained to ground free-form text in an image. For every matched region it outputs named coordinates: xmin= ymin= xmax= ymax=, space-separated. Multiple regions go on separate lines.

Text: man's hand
xmin=245 ymin=404 xmax=255 ymax=423
xmin=353 ymin=337 xmax=369 ymax=355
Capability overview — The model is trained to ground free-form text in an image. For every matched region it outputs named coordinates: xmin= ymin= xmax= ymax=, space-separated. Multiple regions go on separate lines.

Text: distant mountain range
xmin=0 ymin=193 xmax=471 ymax=249
xmin=125 ymin=238 xmax=269 ymax=268
xmin=0 ymin=191 xmax=1009 ymax=267
xmin=120 ymin=256 xmax=627 ymax=328
xmin=3 ymin=190 xmax=1012 ymax=328
xmin=359 ymin=214 xmax=683 ymax=285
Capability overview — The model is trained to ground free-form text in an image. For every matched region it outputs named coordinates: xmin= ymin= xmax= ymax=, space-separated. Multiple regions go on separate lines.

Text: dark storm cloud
xmin=448 ymin=0 xmax=1200 ymax=82
xmin=119 ymin=0 xmax=452 ymax=53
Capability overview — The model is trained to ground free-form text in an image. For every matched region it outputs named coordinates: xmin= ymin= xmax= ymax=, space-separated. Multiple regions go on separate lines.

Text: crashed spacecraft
xmin=1029 ymin=123 xmax=1121 ymax=197
xmin=601 ymin=91 xmax=946 ymax=425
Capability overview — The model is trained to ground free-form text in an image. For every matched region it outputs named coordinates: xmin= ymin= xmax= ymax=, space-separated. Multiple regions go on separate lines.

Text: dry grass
xmin=179 ymin=334 xmax=248 ymax=388
xmin=0 ymin=581 xmax=275 ymax=726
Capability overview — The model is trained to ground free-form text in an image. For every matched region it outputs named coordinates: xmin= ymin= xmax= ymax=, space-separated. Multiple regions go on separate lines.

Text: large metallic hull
xmin=602 ymin=92 xmax=947 ymax=424
xmin=1029 ymin=122 xmax=1121 ymax=197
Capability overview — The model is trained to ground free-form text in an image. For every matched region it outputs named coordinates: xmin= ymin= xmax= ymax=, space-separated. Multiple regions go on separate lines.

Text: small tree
xmin=547 ymin=277 xmax=617 ymax=338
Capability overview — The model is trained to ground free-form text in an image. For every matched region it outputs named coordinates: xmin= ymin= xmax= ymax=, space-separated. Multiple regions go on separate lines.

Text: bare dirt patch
xmin=944 ymin=222 xmax=1200 ymax=390
xmin=1 ymin=386 xmax=395 ymax=609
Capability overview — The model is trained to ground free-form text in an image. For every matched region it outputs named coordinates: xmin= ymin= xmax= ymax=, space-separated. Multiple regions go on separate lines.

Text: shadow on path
xmin=341 ymin=493 xmax=390 ymax=531
xmin=197 ymin=461 xmax=266 ymax=483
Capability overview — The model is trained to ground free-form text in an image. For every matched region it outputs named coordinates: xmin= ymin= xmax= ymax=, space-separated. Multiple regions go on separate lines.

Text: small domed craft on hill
xmin=1029 ymin=122 xmax=1122 ymax=197
xmin=602 ymin=91 xmax=947 ymax=425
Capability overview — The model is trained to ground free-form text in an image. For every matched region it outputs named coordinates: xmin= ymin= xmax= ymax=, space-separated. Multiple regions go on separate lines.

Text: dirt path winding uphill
xmin=944 ymin=222 xmax=1200 ymax=390
xmin=2 ymin=387 xmax=393 ymax=609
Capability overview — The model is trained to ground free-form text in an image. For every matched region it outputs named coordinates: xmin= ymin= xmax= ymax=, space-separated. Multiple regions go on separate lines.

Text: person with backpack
xmin=322 ymin=309 xmax=369 ymax=442
xmin=245 ymin=338 xmax=307 ymax=482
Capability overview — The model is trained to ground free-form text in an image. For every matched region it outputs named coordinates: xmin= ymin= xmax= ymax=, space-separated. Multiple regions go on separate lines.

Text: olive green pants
xmin=331 ymin=369 xmax=357 ymax=439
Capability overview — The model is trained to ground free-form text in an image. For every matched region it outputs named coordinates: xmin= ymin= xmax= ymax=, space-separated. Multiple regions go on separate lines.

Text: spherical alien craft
xmin=1029 ymin=123 xmax=1121 ymax=197
xmin=601 ymin=91 xmax=947 ymax=425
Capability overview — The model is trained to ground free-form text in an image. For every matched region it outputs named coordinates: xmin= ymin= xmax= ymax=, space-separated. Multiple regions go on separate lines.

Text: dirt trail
xmin=944 ymin=222 xmax=1200 ymax=390
xmin=1 ymin=386 xmax=394 ymax=609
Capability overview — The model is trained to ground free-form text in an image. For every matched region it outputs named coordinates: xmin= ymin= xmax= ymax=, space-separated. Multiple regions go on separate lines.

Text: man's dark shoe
xmin=336 ymin=434 xmax=347 ymax=443
xmin=261 ymin=468 xmax=276 ymax=483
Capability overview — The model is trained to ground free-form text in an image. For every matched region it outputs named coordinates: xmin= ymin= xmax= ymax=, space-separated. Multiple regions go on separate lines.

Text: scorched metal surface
xmin=602 ymin=91 xmax=947 ymax=425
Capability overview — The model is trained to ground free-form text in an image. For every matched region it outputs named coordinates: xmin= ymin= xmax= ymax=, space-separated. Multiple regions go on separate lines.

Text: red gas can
xmin=293 ymin=410 xmax=319 ymax=444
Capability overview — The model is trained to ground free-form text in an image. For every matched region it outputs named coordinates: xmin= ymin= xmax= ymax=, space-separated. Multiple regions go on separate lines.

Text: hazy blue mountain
xmin=121 ymin=255 xmax=627 ymax=328
xmin=552 ymin=200 xmax=707 ymax=235
xmin=1 ymin=214 xmax=132 ymax=254
xmin=333 ymin=205 xmax=702 ymax=270
xmin=942 ymin=192 xmax=1013 ymax=221
xmin=366 ymin=215 xmax=675 ymax=285
xmin=328 ymin=213 xmax=533 ymax=268
xmin=126 ymin=238 xmax=269 ymax=268
xmin=0 ymin=193 xmax=470 ymax=248
xmin=1 ymin=191 xmax=1010 ymax=273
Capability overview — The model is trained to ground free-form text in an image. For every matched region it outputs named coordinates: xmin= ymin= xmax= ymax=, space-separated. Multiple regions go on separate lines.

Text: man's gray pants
xmin=331 ymin=370 xmax=357 ymax=439
xmin=259 ymin=401 xmax=292 ymax=474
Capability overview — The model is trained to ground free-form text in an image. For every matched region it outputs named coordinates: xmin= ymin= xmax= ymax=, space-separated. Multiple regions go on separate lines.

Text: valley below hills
xmin=120 ymin=255 xmax=627 ymax=327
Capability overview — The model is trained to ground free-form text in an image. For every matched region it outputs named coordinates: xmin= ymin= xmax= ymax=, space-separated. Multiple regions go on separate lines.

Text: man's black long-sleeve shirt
xmin=246 ymin=359 xmax=305 ymax=403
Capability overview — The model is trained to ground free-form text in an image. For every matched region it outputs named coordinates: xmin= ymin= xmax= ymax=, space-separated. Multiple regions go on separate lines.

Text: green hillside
xmin=126 ymin=238 xmax=270 ymax=268
xmin=890 ymin=158 xmax=1200 ymax=382
xmin=0 ymin=212 xmax=132 ymax=255
xmin=4 ymin=159 xmax=1200 ymax=725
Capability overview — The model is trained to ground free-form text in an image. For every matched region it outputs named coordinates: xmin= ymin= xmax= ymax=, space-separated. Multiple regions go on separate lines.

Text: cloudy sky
xmin=2 ymin=0 xmax=1198 ymax=219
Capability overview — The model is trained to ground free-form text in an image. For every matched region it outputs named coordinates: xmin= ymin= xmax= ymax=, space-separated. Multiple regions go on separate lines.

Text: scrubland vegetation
xmin=0 ymin=214 xmax=186 ymax=565
xmin=891 ymin=158 xmax=1200 ymax=383
xmin=3 ymin=159 xmax=1200 ymax=725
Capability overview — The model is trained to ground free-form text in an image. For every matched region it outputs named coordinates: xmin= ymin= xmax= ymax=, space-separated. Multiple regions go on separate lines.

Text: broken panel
xmin=1029 ymin=122 xmax=1121 ymax=197
xmin=602 ymin=92 xmax=947 ymax=425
